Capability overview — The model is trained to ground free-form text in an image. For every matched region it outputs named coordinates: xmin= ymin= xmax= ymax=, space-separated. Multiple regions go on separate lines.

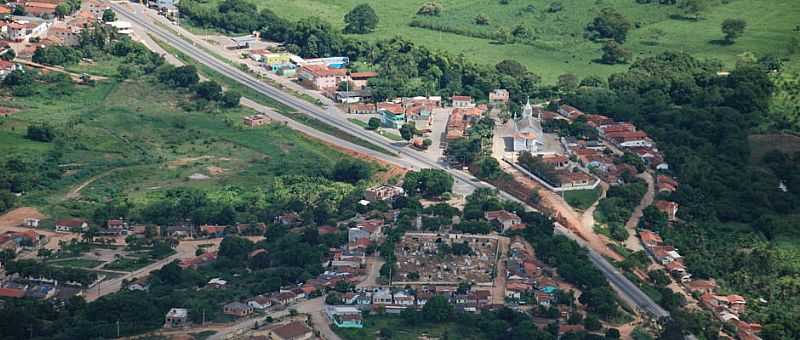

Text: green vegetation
xmin=103 ymin=256 xmax=155 ymax=272
xmin=150 ymin=37 xmax=395 ymax=156
xmin=179 ymin=0 xmax=799 ymax=83
xmin=564 ymin=50 xmax=800 ymax=338
xmin=344 ymin=4 xmax=379 ymax=34
xmin=563 ymin=188 xmax=601 ymax=210
xmin=49 ymin=258 xmax=104 ymax=269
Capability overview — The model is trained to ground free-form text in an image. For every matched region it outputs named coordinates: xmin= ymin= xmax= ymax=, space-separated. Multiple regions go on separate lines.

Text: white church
xmin=512 ymin=99 xmax=543 ymax=153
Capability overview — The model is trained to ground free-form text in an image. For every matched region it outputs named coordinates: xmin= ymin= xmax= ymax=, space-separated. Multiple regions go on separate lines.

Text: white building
xmin=512 ymin=99 xmax=543 ymax=153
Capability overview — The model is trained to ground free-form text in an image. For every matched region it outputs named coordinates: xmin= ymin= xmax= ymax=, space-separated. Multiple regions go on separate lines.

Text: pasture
xmin=189 ymin=0 xmax=800 ymax=83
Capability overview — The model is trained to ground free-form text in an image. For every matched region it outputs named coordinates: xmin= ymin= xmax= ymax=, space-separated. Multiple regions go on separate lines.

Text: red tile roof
xmin=349 ymin=71 xmax=378 ymax=79
xmin=485 ymin=210 xmax=520 ymax=222
xmin=0 ymin=60 xmax=15 ymax=71
xmin=639 ymin=230 xmax=663 ymax=245
xmin=0 ymin=288 xmax=25 ymax=298
xmin=301 ymin=64 xmax=347 ymax=77
xmin=318 ymin=225 xmax=337 ymax=235
xmin=451 ymin=95 xmax=472 ymax=101
xmin=272 ymin=321 xmax=311 ymax=339
xmin=56 ymin=218 xmax=86 ymax=228
xmin=605 ymin=130 xmax=649 ymax=142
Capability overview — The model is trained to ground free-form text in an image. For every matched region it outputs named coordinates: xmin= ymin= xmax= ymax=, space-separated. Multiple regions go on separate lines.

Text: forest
xmin=564 ymin=52 xmax=800 ymax=339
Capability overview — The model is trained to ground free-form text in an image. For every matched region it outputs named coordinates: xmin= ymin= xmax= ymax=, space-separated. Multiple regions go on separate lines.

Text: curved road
xmin=110 ymin=1 xmax=668 ymax=321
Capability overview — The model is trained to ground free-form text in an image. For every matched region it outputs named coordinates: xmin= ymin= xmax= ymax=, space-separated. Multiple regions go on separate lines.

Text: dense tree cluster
xmin=402 ymin=169 xmax=453 ymax=198
xmin=177 ymin=0 xmax=553 ymax=103
xmin=518 ymin=152 xmax=561 ymax=186
xmin=343 ymin=4 xmax=379 ymax=34
xmin=563 ymin=51 xmax=800 ymax=338
xmin=585 ymin=8 xmax=632 ymax=44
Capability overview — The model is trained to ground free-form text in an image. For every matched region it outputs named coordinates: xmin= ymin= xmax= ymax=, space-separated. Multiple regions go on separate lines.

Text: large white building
xmin=512 ymin=99 xmax=543 ymax=153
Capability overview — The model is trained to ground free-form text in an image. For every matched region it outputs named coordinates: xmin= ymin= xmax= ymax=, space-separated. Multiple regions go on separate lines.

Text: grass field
xmin=336 ymin=316 xmax=483 ymax=340
xmin=563 ymin=187 xmax=601 ymax=210
xmin=103 ymin=256 xmax=155 ymax=272
xmin=1 ymin=71 xmax=375 ymax=214
xmin=50 ymin=258 xmax=105 ymax=269
xmin=186 ymin=0 xmax=800 ymax=83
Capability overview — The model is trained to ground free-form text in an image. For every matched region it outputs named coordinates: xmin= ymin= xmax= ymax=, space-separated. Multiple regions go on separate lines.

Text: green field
xmin=563 ymin=187 xmax=601 ymax=210
xmin=1 ymin=74 xmax=371 ymax=214
xmin=336 ymin=316 xmax=483 ymax=340
xmin=187 ymin=0 xmax=800 ymax=83
xmin=103 ymin=256 xmax=155 ymax=272
xmin=49 ymin=258 xmax=105 ymax=269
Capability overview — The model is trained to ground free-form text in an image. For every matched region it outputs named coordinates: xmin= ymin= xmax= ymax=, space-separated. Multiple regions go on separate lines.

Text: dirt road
xmin=623 ymin=172 xmax=654 ymax=251
xmin=357 ymin=256 xmax=385 ymax=288
xmin=501 ymin=164 xmax=623 ymax=261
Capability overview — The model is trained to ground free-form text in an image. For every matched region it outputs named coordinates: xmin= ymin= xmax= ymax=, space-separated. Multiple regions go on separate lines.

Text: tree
xmin=421 ymin=295 xmax=452 ymax=322
xmin=220 ymin=91 xmax=241 ymax=108
xmin=55 ymin=3 xmax=70 ymax=19
xmin=399 ymin=123 xmax=415 ymax=141
xmin=584 ymin=314 xmax=602 ymax=331
xmin=496 ymin=59 xmax=527 ymax=76
xmin=511 ymin=25 xmax=530 ymax=39
xmin=344 ymin=4 xmax=379 ymax=34
xmin=332 ymin=158 xmax=372 ymax=183
xmin=403 ymin=169 xmax=454 ymax=198
xmin=600 ymin=41 xmax=632 ymax=65
xmin=13 ymin=5 xmax=25 ymax=16
xmin=721 ymin=19 xmax=746 ymax=43
xmin=678 ymin=0 xmax=708 ymax=19
xmin=196 ymin=81 xmax=222 ymax=101
xmin=474 ymin=14 xmax=489 ymax=25
xmin=417 ymin=2 xmax=443 ymax=16
xmin=218 ymin=236 xmax=254 ymax=262
xmin=585 ymin=8 xmax=632 ymax=43
xmin=26 ymin=124 xmax=56 ymax=142
xmin=606 ymin=328 xmax=621 ymax=339
xmin=102 ymin=9 xmax=116 ymax=22
xmin=0 ymin=48 xmax=15 ymax=61
xmin=159 ymin=65 xmax=199 ymax=88
xmin=367 ymin=117 xmax=381 ymax=130
xmin=558 ymin=73 xmax=579 ymax=92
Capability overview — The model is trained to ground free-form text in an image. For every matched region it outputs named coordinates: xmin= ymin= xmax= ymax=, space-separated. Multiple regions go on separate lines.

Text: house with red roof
xmin=655 ymin=200 xmax=679 ymax=221
xmin=657 ymin=175 xmax=679 ymax=193
xmin=451 ymin=95 xmax=474 ymax=108
xmin=349 ymin=71 xmax=377 ymax=89
xmin=557 ymin=105 xmax=584 ymax=120
xmin=298 ymin=64 xmax=349 ymax=92
xmin=485 ymin=210 xmax=522 ymax=233
xmin=605 ymin=130 xmax=652 ymax=148
xmin=0 ymin=60 xmax=21 ymax=80
xmin=55 ymin=218 xmax=87 ymax=233
xmin=24 ymin=2 xmax=58 ymax=17
xmin=318 ymin=225 xmax=337 ymax=235
xmin=639 ymin=230 xmax=663 ymax=248
xmin=0 ymin=287 xmax=26 ymax=298
xmin=199 ymin=225 xmax=226 ymax=237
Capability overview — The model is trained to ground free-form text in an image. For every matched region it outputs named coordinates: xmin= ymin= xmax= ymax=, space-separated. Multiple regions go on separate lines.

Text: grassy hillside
xmin=187 ymin=0 xmax=800 ymax=83
xmin=0 ymin=76 xmax=362 ymax=216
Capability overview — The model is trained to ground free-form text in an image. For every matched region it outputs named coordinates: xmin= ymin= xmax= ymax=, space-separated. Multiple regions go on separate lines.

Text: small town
xmin=0 ymin=0 xmax=797 ymax=340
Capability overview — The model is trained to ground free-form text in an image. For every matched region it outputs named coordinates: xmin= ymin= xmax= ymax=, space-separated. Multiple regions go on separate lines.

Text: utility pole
xmin=116 ymin=319 xmax=120 ymax=338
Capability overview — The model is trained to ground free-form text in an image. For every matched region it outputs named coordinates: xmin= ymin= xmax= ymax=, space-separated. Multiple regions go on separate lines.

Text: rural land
xmin=0 ymin=0 xmax=798 ymax=340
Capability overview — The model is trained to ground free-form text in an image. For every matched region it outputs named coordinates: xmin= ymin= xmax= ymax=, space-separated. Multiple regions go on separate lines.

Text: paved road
xmin=84 ymin=253 xmax=180 ymax=302
xmin=110 ymin=2 xmax=669 ymax=320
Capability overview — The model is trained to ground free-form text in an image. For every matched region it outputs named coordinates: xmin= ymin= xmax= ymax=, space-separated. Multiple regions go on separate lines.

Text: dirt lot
xmin=0 ymin=207 xmax=80 ymax=251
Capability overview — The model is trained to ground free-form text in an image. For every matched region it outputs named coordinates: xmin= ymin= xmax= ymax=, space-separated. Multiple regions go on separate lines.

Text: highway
xmin=110 ymin=2 xmax=668 ymax=320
